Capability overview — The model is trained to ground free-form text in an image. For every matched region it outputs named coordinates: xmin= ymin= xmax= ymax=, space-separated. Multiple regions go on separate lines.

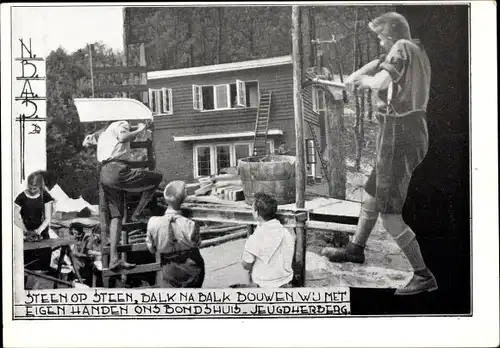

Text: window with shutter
xmin=193 ymin=85 xmax=202 ymax=110
xmin=312 ymin=87 xmax=326 ymax=113
xmin=236 ymin=79 xmax=246 ymax=107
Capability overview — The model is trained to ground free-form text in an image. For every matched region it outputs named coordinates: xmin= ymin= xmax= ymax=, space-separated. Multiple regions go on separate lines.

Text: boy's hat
xmin=164 ymin=180 xmax=186 ymax=206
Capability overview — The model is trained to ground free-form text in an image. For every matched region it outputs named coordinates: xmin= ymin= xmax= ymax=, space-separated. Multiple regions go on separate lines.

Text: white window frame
xmin=233 ymin=142 xmax=253 ymax=167
xmin=193 ymin=80 xmax=260 ymax=111
xmin=242 ymin=80 xmax=260 ymax=108
xmin=192 ymin=140 xmax=275 ymax=178
xmin=312 ymin=86 xmax=326 ymax=114
xmin=306 ymin=139 xmax=316 ymax=178
xmin=215 ymin=143 xmax=232 ymax=174
xmin=193 ymin=144 xmax=214 ymax=178
xmin=149 ymin=87 xmax=173 ymax=115
xmin=236 ymin=79 xmax=247 ymax=107
xmin=214 ymin=84 xmax=231 ymax=110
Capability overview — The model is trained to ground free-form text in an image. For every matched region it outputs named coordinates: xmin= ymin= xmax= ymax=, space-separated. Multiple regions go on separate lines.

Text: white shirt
xmin=242 ymin=219 xmax=295 ymax=288
xmin=97 ymin=121 xmax=131 ymax=163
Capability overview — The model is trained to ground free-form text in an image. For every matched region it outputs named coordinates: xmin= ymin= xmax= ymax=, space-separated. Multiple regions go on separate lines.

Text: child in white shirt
xmin=241 ymin=192 xmax=296 ymax=288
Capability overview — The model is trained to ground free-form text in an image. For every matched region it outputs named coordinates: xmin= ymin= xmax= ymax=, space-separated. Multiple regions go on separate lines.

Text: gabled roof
xmin=148 ymin=55 xmax=292 ymax=80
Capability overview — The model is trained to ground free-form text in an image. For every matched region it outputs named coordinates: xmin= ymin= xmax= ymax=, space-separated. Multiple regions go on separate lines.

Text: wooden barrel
xmin=238 ymin=155 xmax=296 ymax=205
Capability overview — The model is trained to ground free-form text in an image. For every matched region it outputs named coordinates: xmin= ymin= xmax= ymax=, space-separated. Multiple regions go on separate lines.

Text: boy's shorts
xmin=100 ymin=161 xmax=163 ymax=219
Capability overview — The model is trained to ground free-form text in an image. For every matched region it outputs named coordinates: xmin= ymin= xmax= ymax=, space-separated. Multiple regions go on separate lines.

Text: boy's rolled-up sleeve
xmin=379 ymin=40 xmax=409 ymax=84
xmin=115 ymin=121 xmax=130 ymax=142
xmin=146 ymin=218 xmax=157 ymax=254
xmin=242 ymin=249 xmax=256 ymax=264
xmin=242 ymin=235 xmax=258 ymax=264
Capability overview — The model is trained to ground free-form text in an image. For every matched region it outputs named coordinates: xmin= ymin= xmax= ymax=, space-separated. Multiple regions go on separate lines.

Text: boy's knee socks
xmin=392 ymin=227 xmax=427 ymax=272
xmin=352 ymin=207 xmax=378 ymax=247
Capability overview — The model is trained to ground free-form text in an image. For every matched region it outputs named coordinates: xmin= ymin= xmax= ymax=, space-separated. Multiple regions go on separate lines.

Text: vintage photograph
xmin=4 ymin=1 xmax=485 ymax=323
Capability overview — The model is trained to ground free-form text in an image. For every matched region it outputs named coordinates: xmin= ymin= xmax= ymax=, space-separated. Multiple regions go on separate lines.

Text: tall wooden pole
xmin=122 ymin=8 xmax=129 ymax=98
xmin=88 ymin=44 xmax=95 ymax=98
xmin=291 ymin=5 xmax=307 ymax=288
xmin=292 ymin=6 xmax=306 ymax=209
xmin=308 ymin=7 xmax=316 ymax=68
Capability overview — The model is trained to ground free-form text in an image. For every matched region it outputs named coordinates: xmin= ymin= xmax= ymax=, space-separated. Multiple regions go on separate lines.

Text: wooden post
xmin=140 ymin=43 xmax=148 ymax=104
xmin=366 ymin=31 xmax=373 ymax=122
xmin=88 ymin=44 xmax=95 ymax=98
xmin=353 ymin=8 xmax=362 ymax=172
xmin=292 ymin=5 xmax=307 ymax=287
xmin=325 ymin=95 xmax=346 ymax=200
xmin=292 ymin=6 xmax=306 ymax=209
xmin=308 ymin=6 xmax=316 ymax=68
xmin=99 ymin=183 xmax=110 ymax=287
xmin=122 ymin=8 xmax=129 ymax=99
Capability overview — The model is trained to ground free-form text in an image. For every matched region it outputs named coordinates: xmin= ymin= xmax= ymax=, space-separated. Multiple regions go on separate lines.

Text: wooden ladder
xmin=306 ymin=121 xmax=330 ymax=185
xmin=99 ymin=137 xmax=162 ymax=288
xmin=252 ymin=91 xmax=272 ymax=156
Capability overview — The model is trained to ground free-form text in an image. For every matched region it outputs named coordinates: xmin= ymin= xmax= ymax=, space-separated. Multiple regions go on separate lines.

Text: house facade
xmin=146 ymin=55 xmax=326 ymax=183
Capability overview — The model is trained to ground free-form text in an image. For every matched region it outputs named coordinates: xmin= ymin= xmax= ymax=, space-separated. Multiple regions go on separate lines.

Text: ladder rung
xmin=122 ymin=221 xmax=147 ymax=229
xmin=102 ymin=262 xmax=161 ymax=277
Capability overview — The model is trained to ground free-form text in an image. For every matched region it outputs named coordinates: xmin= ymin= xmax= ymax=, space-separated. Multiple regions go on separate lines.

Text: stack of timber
xmin=193 ymin=172 xmax=245 ymax=202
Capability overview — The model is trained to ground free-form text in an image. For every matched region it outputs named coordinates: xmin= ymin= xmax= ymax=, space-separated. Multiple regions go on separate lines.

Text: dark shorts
xmin=100 ymin=161 xmax=163 ymax=219
xmin=160 ymin=249 xmax=205 ymax=288
xmin=365 ymin=111 xmax=428 ymax=214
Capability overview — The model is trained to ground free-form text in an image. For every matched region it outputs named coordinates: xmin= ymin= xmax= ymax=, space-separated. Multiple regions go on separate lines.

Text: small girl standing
xmin=14 ymin=171 xmax=54 ymax=277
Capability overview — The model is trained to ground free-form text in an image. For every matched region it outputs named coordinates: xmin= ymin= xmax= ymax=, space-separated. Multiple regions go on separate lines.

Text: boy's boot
xmin=392 ymin=227 xmax=438 ymax=295
xmin=321 ymin=207 xmax=378 ymax=263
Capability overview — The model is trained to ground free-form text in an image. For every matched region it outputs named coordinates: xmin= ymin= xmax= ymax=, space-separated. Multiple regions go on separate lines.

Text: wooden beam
xmin=200 ymin=230 xmax=248 ymax=249
xmin=292 ymin=5 xmax=307 ymax=288
xmin=130 ymin=141 xmax=152 ymax=149
xmin=24 ymin=269 xmax=74 ymax=287
xmin=292 ymin=5 xmax=306 ymax=209
xmin=102 ymin=262 xmax=161 ymax=277
xmin=325 ymin=96 xmax=347 ymax=199
xmin=181 ymin=203 xmax=307 ymax=228
xmin=94 ymin=85 xmax=149 ymax=93
xmin=306 ymin=220 xmax=356 ymax=234
xmin=102 ymin=242 xmax=150 ymax=254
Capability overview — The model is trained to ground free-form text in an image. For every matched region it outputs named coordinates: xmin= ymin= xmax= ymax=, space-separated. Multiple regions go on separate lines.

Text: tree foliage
xmin=127 ymin=6 xmax=394 ymax=73
xmin=46 ymin=43 xmax=124 ymax=204
xmin=47 ymin=6 xmax=396 ymax=203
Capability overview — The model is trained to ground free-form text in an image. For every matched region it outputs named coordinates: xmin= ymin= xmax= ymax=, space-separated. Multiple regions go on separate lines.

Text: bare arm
xmin=145 ymin=221 xmax=157 ymax=254
xmin=13 ymin=205 xmax=27 ymax=231
xmin=35 ymin=201 xmax=52 ymax=235
xmin=346 ymin=59 xmax=380 ymax=82
xmin=357 ymin=70 xmax=392 ymax=90
xmin=117 ymin=123 xmax=146 ymax=143
xmin=241 ymin=260 xmax=254 ymax=271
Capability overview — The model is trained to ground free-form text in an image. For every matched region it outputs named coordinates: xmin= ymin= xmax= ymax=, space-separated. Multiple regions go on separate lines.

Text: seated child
xmin=241 ymin=192 xmax=296 ymax=288
xmin=146 ymin=180 xmax=205 ymax=288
